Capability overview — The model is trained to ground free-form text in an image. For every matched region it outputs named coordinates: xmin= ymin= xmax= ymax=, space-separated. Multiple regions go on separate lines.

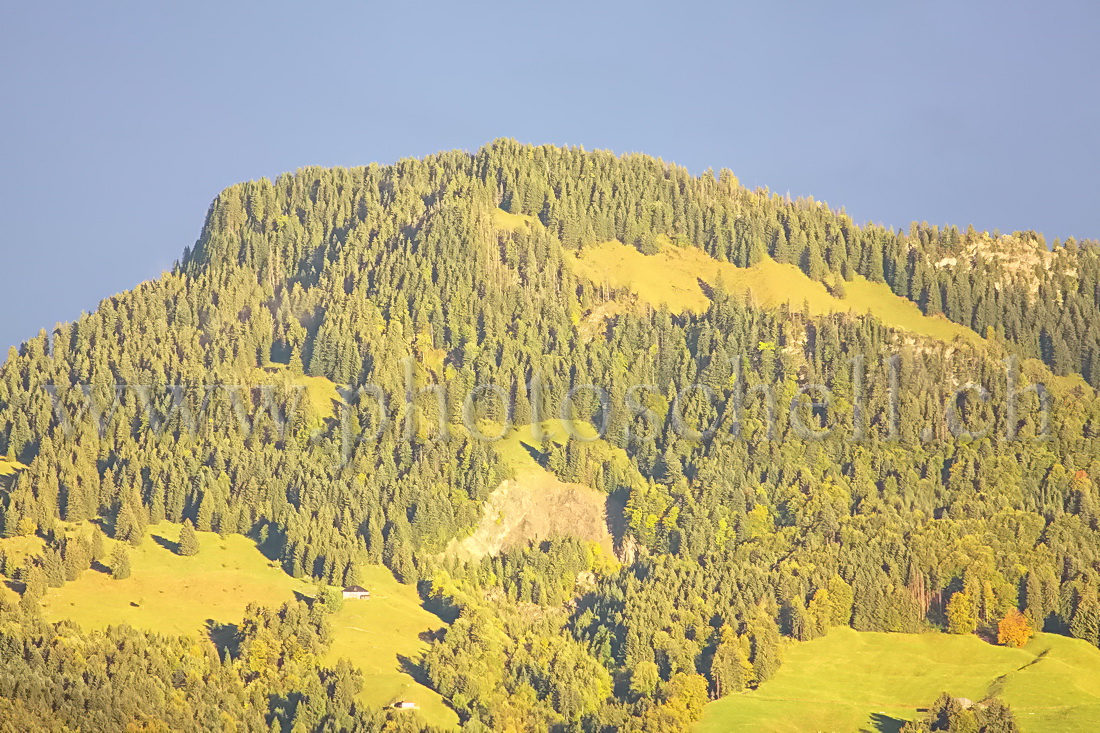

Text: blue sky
xmin=2 ymin=1 xmax=1098 ymax=352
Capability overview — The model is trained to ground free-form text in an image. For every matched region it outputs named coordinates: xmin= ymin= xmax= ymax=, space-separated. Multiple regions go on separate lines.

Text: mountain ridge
xmin=3 ymin=140 xmax=1100 ymax=731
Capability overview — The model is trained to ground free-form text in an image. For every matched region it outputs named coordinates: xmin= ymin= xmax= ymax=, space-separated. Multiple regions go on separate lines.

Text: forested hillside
xmin=2 ymin=140 xmax=1100 ymax=730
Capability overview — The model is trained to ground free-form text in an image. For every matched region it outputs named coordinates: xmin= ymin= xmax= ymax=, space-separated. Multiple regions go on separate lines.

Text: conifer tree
xmin=91 ymin=528 xmax=105 ymax=563
xmin=1070 ymin=596 xmax=1100 ymax=646
xmin=708 ymin=630 xmax=748 ymax=698
xmin=38 ymin=548 xmax=63 ymax=590
xmin=23 ymin=563 xmax=47 ymax=599
xmin=178 ymin=519 xmax=200 ymax=556
xmin=110 ymin=546 xmax=131 ymax=580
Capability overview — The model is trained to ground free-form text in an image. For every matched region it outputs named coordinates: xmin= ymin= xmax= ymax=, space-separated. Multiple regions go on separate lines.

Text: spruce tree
xmin=178 ymin=519 xmax=200 ymax=556
xmin=110 ymin=546 xmax=131 ymax=580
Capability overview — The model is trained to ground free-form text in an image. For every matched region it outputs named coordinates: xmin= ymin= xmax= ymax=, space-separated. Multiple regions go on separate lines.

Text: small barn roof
xmin=342 ymin=585 xmax=369 ymax=593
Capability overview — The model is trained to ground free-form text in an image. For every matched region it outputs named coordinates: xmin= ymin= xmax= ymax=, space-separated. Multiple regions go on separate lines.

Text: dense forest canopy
xmin=2 ymin=139 xmax=1100 ymax=730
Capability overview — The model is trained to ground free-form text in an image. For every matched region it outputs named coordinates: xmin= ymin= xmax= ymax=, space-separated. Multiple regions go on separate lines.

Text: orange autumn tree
xmin=998 ymin=608 xmax=1034 ymax=648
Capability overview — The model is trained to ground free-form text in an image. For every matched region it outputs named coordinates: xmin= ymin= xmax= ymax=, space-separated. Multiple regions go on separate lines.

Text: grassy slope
xmin=323 ymin=565 xmax=457 ymax=726
xmin=40 ymin=523 xmax=303 ymax=636
xmin=255 ymin=364 xmax=343 ymax=420
xmin=492 ymin=419 xmax=606 ymax=477
xmin=457 ymin=418 xmax=638 ymax=494
xmin=491 ymin=208 xmax=539 ymax=232
xmin=33 ymin=523 xmax=458 ymax=728
xmin=0 ymin=533 xmax=43 ymax=566
xmin=565 ymin=239 xmax=980 ymax=346
xmin=695 ymin=627 xmax=1100 ymax=733
xmin=841 ymin=278 xmax=979 ymax=344
xmin=0 ymin=457 xmax=27 ymax=476
xmin=299 ymin=373 xmax=343 ymax=419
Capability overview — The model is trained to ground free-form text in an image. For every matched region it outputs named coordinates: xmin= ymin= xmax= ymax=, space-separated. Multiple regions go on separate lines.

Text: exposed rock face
xmin=448 ymin=478 xmax=618 ymax=560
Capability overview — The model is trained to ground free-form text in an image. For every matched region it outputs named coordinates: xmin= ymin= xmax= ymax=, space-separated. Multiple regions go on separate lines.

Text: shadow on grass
xmin=251 ymin=521 xmax=284 ymax=564
xmin=151 ymin=534 xmax=180 ymax=554
xmin=91 ymin=517 xmax=115 ymax=541
xmin=206 ymin=619 xmax=239 ymax=658
xmin=697 ymin=277 xmax=717 ymax=300
xmin=418 ymin=628 xmax=445 ymax=644
xmin=418 ymin=579 xmax=459 ymax=624
xmin=868 ymin=712 xmax=906 ymax=733
xmin=519 ymin=439 xmax=549 ymax=467
xmin=397 ymin=653 xmax=434 ymax=688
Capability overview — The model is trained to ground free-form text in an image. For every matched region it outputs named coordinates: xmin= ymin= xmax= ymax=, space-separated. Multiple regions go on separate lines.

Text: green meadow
xmin=491 ymin=207 xmax=539 ymax=232
xmin=0 ymin=457 xmax=26 ymax=476
xmin=696 ymin=627 xmax=1100 ymax=732
xmin=34 ymin=522 xmax=458 ymax=728
xmin=322 ymin=565 xmax=457 ymax=726
xmin=566 ymin=238 xmax=980 ymax=345
xmin=254 ymin=363 xmax=344 ymax=420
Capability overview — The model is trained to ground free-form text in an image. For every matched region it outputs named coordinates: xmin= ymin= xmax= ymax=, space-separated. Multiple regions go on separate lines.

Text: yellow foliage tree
xmin=998 ymin=608 xmax=1034 ymax=648
xmin=946 ymin=590 xmax=978 ymax=634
